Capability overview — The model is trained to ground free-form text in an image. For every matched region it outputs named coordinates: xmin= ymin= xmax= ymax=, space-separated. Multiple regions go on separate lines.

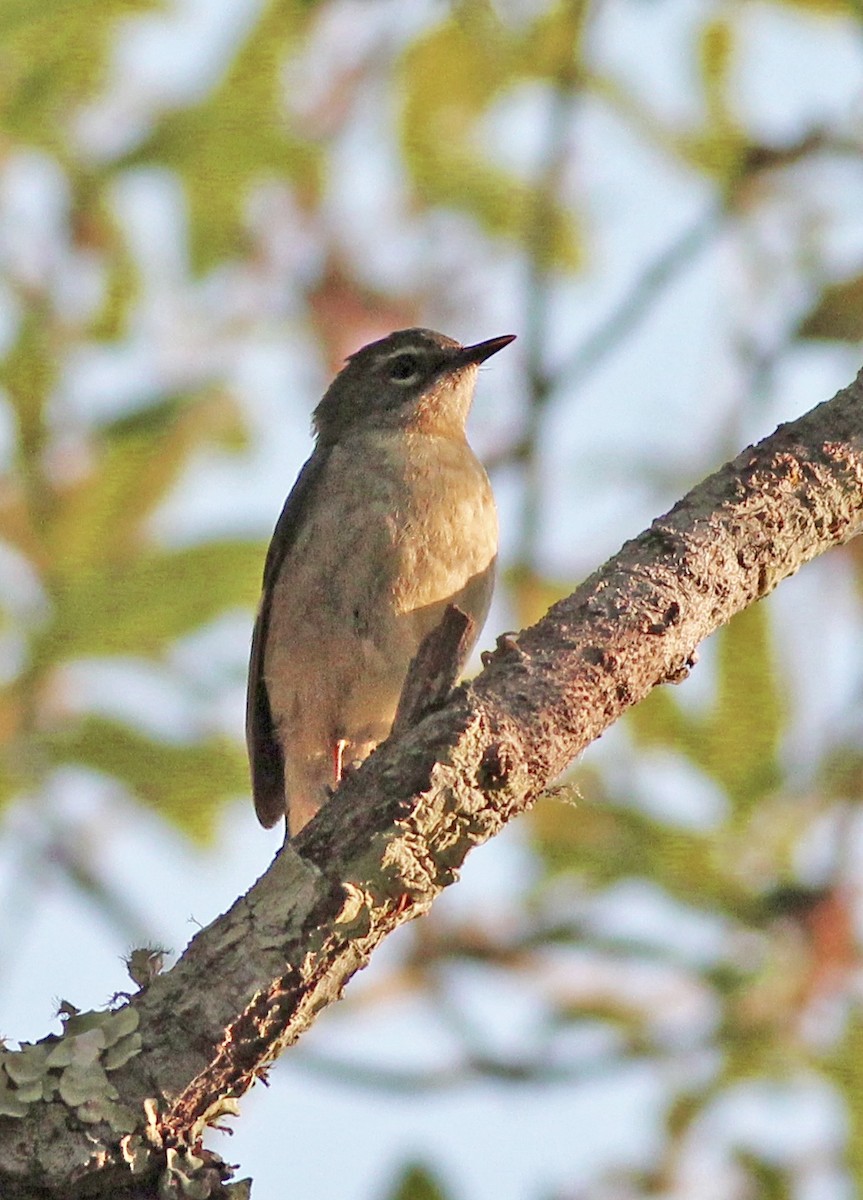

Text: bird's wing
xmin=246 ymin=449 xmax=330 ymax=829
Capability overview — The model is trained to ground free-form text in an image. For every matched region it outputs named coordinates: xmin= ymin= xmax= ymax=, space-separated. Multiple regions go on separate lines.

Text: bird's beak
xmin=457 ymin=334 xmax=517 ymax=366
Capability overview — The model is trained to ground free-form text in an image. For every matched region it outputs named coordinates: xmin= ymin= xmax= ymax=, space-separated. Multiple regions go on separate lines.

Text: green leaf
xmin=625 ymin=684 xmax=693 ymax=758
xmin=398 ymin=12 xmax=581 ymax=269
xmin=705 ymin=603 xmax=785 ymax=814
xmin=37 ymin=538 xmax=266 ymax=665
xmin=383 ymin=1163 xmax=453 ymax=1200
xmin=698 ymin=17 xmax=735 ymax=128
xmin=46 ymin=390 xmax=248 ymax=575
xmin=529 ymin=787 xmax=743 ymax=915
xmin=0 ymin=0 xmax=164 ymax=154
xmin=629 ymin=604 xmax=785 ymax=817
xmin=797 ymin=273 xmax=863 ymax=342
xmin=79 ymin=187 xmax=141 ymax=341
xmin=680 ymin=17 xmax=752 ymax=184
xmin=46 ymin=716 xmax=249 ymax=841
xmin=125 ymin=0 xmax=320 ymax=271
xmin=522 ymin=1 xmax=591 ymax=80
xmin=552 ymin=997 xmax=655 ymax=1052
xmin=0 ymin=477 xmax=40 ymax=562
xmin=734 ymin=1154 xmax=790 ymax=1200
xmin=827 ymin=1010 xmax=863 ymax=1187
xmin=0 ymin=305 xmax=55 ymax=460
xmin=503 ymin=564 xmax=573 ymax=629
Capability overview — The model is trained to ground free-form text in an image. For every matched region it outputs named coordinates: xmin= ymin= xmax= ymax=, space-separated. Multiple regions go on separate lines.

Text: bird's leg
xmin=333 ymin=738 xmax=348 ymax=787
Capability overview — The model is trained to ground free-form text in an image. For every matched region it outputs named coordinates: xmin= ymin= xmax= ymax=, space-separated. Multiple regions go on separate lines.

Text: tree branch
xmin=3 ymin=366 xmax=863 ymax=1197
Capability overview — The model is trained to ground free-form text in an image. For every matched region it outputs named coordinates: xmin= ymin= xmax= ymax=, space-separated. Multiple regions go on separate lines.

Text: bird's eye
xmin=388 ymin=354 xmax=420 ymax=383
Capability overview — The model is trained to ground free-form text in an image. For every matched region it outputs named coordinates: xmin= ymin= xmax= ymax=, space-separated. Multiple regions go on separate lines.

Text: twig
xmin=391 ymin=605 xmax=475 ymax=736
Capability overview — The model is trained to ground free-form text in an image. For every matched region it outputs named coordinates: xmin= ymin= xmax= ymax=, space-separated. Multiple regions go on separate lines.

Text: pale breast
xmin=263 ymin=428 xmax=497 ymax=756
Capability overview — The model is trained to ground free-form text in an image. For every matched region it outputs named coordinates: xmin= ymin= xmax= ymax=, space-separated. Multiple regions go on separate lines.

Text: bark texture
xmin=3 ymin=367 xmax=863 ymax=1198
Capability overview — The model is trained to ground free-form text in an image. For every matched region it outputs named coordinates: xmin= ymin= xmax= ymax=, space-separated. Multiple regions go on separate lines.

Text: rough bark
xmin=3 ymin=367 xmax=863 ymax=1198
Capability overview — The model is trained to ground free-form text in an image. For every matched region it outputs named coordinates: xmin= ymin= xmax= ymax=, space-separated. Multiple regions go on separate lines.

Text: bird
xmin=246 ymin=327 xmax=515 ymax=838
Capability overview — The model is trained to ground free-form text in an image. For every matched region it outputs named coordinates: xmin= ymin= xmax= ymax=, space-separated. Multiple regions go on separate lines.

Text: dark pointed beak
xmin=457 ymin=334 xmax=517 ymax=366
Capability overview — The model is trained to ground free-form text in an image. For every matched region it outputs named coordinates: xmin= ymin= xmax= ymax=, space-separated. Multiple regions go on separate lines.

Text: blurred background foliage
xmin=1 ymin=0 xmax=863 ymax=1197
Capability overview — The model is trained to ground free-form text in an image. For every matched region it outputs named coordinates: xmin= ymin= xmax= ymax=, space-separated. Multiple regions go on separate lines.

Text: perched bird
xmin=246 ymin=327 xmax=515 ymax=838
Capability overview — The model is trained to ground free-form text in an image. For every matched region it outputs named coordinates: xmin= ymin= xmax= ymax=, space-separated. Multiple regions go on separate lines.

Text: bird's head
xmin=312 ymin=328 xmax=515 ymax=443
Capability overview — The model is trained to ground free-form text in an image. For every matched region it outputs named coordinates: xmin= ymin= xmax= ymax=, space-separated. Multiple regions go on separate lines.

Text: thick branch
xmin=4 ymin=367 xmax=863 ymax=1197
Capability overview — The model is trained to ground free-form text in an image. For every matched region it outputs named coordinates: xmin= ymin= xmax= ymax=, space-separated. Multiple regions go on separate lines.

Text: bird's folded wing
xmin=246 ymin=449 xmax=331 ymax=829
